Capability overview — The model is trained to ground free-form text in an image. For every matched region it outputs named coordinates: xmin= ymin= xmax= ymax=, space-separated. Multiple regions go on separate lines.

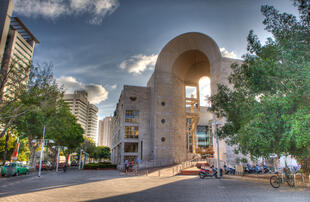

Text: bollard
xmin=172 ymin=167 xmax=174 ymax=176
xmin=159 ymin=170 xmax=161 ymax=177
xmin=293 ymin=173 xmax=296 ymax=186
xmin=301 ymin=173 xmax=304 ymax=183
xmin=146 ymin=169 xmax=148 ymax=176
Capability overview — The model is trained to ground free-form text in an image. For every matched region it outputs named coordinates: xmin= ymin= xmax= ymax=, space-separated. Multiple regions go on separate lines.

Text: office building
xmin=98 ymin=117 xmax=112 ymax=147
xmin=0 ymin=0 xmax=39 ymax=100
xmin=64 ymin=90 xmax=98 ymax=143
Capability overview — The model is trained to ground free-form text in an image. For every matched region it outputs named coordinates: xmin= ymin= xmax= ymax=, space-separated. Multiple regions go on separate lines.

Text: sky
xmin=12 ymin=0 xmax=299 ymax=120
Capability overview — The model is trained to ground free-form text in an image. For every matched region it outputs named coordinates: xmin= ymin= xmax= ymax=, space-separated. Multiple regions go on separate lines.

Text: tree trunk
xmin=28 ymin=136 xmax=37 ymax=168
xmin=0 ymin=118 xmax=13 ymax=139
xmin=2 ymin=131 xmax=9 ymax=165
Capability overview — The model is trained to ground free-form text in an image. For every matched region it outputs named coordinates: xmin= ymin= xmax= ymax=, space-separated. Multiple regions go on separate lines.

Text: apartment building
xmin=0 ymin=0 xmax=39 ymax=100
xmin=64 ymin=90 xmax=98 ymax=143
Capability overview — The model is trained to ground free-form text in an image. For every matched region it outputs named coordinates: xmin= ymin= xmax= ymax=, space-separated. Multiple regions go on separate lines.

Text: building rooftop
xmin=10 ymin=17 xmax=40 ymax=45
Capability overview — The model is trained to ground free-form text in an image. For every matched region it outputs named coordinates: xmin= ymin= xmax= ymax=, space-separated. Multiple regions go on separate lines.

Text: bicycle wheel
xmin=286 ymin=176 xmax=295 ymax=187
xmin=270 ymin=176 xmax=281 ymax=188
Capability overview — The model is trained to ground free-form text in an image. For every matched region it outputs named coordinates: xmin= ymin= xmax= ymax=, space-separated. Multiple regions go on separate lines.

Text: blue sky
xmin=13 ymin=0 xmax=298 ymax=119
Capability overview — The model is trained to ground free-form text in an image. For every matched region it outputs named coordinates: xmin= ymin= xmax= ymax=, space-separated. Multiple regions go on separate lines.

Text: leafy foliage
xmin=209 ymin=1 xmax=310 ymax=159
xmin=47 ymin=101 xmax=84 ymax=162
xmin=95 ymin=146 xmax=111 ymax=160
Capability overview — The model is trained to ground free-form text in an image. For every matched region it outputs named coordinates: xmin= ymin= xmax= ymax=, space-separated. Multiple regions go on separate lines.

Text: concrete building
xmin=0 ymin=0 xmax=14 ymax=59
xmin=0 ymin=0 xmax=39 ymax=100
xmin=98 ymin=117 xmax=112 ymax=147
xmin=111 ymin=32 xmax=242 ymax=168
xmin=64 ymin=90 xmax=98 ymax=142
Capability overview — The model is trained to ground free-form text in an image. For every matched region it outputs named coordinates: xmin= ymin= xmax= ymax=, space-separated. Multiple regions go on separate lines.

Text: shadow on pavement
xmin=0 ymin=169 xmax=121 ymax=198
xmin=86 ymin=177 xmax=310 ymax=202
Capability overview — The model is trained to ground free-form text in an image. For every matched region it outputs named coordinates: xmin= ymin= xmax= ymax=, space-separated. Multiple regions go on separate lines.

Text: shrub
xmin=84 ymin=162 xmax=116 ymax=169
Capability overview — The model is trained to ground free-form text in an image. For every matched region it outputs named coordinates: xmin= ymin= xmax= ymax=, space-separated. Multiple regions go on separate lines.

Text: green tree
xmin=209 ymin=1 xmax=310 ymax=161
xmin=14 ymin=65 xmax=62 ymax=167
xmin=17 ymin=138 xmax=30 ymax=162
xmin=78 ymin=137 xmax=97 ymax=160
xmin=95 ymin=146 xmax=111 ymax=161
xmin=47 ymin=101 xmax=84 ymax=165
xmin=0 ymin=59 xmax=32 ymax=139
xmin=0 ymin=130 xmax=17 ymax=163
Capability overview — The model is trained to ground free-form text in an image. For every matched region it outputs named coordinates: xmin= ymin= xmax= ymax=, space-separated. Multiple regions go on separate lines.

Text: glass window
xmin=124 ymin=143 xmax=139 ymax=152
xmin=197 ymin=125 xmax=210 ymax=148
xmin=125 ymin=126 xmax=139 ymax=138
xmin=125 ymin=110 xmax=139 ymax=123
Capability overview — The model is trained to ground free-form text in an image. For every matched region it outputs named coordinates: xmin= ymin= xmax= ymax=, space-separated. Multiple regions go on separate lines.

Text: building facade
xmin=98 ymin=117 xmax=112 ymax=147
xmin=111 ymin=32 xmax=243 ymax=168
xmin=0 ymin=0 xmax=39 ymax=100
xmin=64 ymin=90 xmax=98 ymax=143
xmin=111 ymin=86 xmax=151 ymax=165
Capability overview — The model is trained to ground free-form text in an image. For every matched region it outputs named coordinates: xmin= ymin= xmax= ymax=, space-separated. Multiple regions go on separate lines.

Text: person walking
xmin=63 ymin=163 xmax=67 ymax=173
xmin=125 ymin=160 xmax=129 ymax=173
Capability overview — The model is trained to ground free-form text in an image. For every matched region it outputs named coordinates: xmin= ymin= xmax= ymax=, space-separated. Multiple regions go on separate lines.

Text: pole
xmin=79 ymin=149 xmax=83 ymax=170
xmin=56 ymin=146 xmax=60 ymax=172
xmin=38 ymin=125 xmax=46 ymax=177
xmin=213 ymin=114 xmax=221 ymax=179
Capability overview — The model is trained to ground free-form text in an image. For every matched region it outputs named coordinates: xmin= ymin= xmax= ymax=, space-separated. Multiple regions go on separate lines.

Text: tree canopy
xmin=209 ymin=1 xmax=310 ymax=160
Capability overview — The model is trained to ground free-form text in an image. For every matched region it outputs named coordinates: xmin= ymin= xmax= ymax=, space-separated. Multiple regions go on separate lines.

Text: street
xmin=0 ymin=170 xmax=309 ymax=202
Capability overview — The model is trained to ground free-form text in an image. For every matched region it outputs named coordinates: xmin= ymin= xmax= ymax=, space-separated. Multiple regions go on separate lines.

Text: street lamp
xmin=78 ymin=149 xmax=89 ymax=170
xmin=33 ymin=125 xmax=54 ymax=177
xmin=213 ymin=114 xmax=221 ymax=179
xmin=79 ymin=149 xmax=84 ymax=170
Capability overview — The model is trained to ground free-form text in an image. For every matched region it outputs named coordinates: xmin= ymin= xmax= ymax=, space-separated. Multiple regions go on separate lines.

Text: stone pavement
xmin=0 ymin=169 xmax=309 ymax=202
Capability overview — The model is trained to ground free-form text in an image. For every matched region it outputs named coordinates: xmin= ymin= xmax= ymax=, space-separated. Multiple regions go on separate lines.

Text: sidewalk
xmin=224 ymin=174 xmax=310 ymax=188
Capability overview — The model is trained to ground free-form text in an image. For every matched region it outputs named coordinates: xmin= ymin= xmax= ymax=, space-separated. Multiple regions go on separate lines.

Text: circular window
xmin=161 ymin=137 xmax=166 ymax=142
xmin=161 ymin=119 xmax=166 ymax=124
xmin=130 ymin=96 xmax=137 ymax=101
xmin=161 ymin=101 xmax=165 ymax=106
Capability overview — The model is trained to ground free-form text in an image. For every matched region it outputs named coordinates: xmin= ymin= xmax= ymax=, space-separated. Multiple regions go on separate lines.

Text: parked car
xmin=36 ymin=161 xmax=52 ymax=170
xmin=70 ymin=160 xmax=78 ymax=167
xmin=1 ymin=162 xmax=29 ymax=177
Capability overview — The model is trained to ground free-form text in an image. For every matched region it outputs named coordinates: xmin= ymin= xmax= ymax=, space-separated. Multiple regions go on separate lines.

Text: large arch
xmin=148 ymin=32 xmax=231 ymax=164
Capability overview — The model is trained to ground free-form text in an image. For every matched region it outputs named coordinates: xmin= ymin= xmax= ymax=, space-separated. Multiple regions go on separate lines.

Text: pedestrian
xmin=63 ymin=163 xmax=67 ymax=173
xmin=130 ymin=160 xmax=134 ymax=168
xmin=125 ymin=160 xmax=129 ymax=173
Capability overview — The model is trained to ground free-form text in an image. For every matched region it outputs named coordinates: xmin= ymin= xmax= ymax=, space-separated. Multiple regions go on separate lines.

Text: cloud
xmin=14 ymin=0 xmax=119 ymax=25
xmin=57 ymin=76 xmax=108 ymax=104
xmin=220 ymin=48 xmax=238 ymax=59
xmin=14 ymin=0 xmax=67 ymax=18
xmin=120 ymin=54 xmax=158 ymax=75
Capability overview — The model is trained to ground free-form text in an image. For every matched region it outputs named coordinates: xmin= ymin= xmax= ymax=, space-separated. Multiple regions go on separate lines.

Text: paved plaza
xmin=0 ymin=170 xmax=309 ymax=202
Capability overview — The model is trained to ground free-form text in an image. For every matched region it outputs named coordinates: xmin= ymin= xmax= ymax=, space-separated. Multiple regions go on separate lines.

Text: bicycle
xmin=270 ymin=167 xmax=295 ymax=188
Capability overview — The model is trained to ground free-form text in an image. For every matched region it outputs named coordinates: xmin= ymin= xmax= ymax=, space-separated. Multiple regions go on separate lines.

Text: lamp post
xmin=36 ymin=125 xmax=54 ymax=177
xmin=79 ymin=149 xmax=83 ymax=170
xmin=38 ymin=125 xmax=45 ymax=177
xmin=213 ymin=114 xmax=221 ymax=179
xmin=56 ymin=146 xmax=60 ymax=172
